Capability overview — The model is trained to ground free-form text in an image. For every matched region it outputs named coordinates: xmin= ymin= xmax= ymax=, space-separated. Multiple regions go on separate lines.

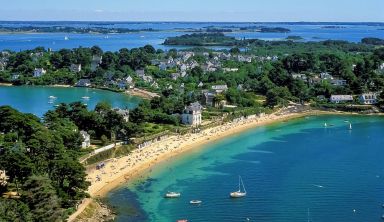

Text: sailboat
xmin=230 ymin=176 xmax=246 ymax=198
xmin=164 ymin=191 xmax=181 ymax=198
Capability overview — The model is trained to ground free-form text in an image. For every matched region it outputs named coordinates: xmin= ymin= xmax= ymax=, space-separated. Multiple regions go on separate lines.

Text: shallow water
xmin=0 ymin=86 xmax=140 ymax=117
xmin=107 ymin=115 xmax=384 ymax=222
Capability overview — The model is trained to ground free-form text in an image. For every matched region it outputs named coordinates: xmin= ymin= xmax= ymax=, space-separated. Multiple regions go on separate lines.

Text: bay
xmin=107 ymin=115 xmax=384 ymax=222
xmin=0 ymin=86 xmax=140 ymax=117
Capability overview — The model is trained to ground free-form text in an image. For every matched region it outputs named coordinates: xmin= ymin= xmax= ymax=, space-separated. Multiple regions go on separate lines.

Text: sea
xmin=107 ymin=115 xmax=384 ymax=222
xmin=0 ymin=86 xmax=140 ymax=117
xmin=0 ymin=22 xmax=383 ymax=51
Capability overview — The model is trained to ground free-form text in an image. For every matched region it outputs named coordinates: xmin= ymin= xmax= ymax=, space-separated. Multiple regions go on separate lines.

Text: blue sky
xmin=1 ymin=0 xmax=383 ymax=22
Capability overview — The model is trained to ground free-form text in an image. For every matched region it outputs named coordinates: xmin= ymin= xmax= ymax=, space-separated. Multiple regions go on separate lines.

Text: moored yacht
xmin=230 ymin=176 xmax=246 ymax=198
xmin=165 ymin=191 xmax=181 ymax=198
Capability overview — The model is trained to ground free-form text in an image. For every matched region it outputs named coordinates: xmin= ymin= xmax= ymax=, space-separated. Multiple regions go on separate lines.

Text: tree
xmin=266 ymin=87 xmax=291 ymax=108
xmin=0 ymin=199 xmax=33 ymax=222
xmin=22 ymin=175 xmax=64 ymax=222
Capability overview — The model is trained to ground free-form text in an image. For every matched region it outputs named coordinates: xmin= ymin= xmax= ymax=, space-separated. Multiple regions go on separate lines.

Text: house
xmin=181 ymin=102 xmax=202 ymax=126
xmin=330 ymin=95 xmax=353 ymax=103
xmin=292 ymin=73 xmax=307 ymax=81
xmin=33 ymin=68 xmax=46 ymax=77
xmin=80 ymin=131 xmax=91 ymax=148
xmin=0 ymin=61 xmax=5 ymax=71
xmin=0 ymin=170 xmax=9 ymax=186
xmin=124 ymin=75 xmax=135 ymax=89
xmin=70 ymin=64 xmax=82 ymax=73
xmin=359 ymin=93 xmax=378 ymax=105
xmin=223 ymin=68 xmax=239 ymax=73
xmin=11 ymin=74 xmax=20 ymax=81
xmin=159 ymin=62 xmax=168 ymax=71
xmin=237 ymin=55 xmax=252 ymax=63
xmin=142 ymin=75 xmax=153 ymax=83
xmin=202 ymin=91 xmax=216 ymax=106
xmin=379 ymin=63 xmax=384 ymax=73
xmin=76 ymin=79 xmax=92 ymax=87
xmin=198 ymin=82 xmax=204 ymax=87
xmin=114 ymin=108 xmax=130 ymax=122
xmin=331 ymin=79 xmax=347 ymax=86
xmin=171 ymin=73 xmax=181 ymax=80
xmin=180 ymin=64 xmax=187 ymax=72
xmin=320 ymin=72 xmax=333 ymax=80
xmin=91 ymin=55 xmax=103 ymax=71
xmin=212 ymin=84 xmax=228 ymax=93
xmin=135 ymin=69 xmax=145 ymax=77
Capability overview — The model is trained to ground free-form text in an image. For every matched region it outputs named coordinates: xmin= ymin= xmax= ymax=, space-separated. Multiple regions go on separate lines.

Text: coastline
xmin=69 ymin=108 xmax=340 ymax=221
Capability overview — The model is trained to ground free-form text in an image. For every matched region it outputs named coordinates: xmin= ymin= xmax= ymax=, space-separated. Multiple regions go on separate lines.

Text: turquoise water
xmin=107 ymin=115 xmax=384 ymax=222
xmin=0 ymin=86 xmax=140 ymax=117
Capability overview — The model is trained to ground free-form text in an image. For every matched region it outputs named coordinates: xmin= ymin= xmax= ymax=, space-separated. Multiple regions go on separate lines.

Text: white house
xmin=80 ymin=131 xmax=91 ymax=148
xmin=33 ymin=68 xmax=46 ymax=77
xmin=330 ymin=95 xmax=353 ymax=103
xmin=182 ymin=102 xmax=203 ymax=126
xmin=359 ymin=93 xmax=378 ymax=105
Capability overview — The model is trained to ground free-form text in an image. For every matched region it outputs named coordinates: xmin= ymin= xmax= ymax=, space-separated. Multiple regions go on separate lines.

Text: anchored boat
xmin=230 ymin=176 xmax=246 ymax=198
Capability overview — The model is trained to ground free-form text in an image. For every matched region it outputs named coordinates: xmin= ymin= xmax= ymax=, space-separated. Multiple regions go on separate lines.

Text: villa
xmin=359 ymin=93 xmax=378 ymax=105
xmin=80 ymin=131 xmax=91 ymax=148
xmin=330 ymin=95 xmax=353 ymax=103
xmin=181 ymin=102 xmax=202 ymax=126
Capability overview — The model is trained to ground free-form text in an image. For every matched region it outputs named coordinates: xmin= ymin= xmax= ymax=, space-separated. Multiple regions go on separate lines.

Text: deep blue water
xmin=0 ymin=22 xmax=383 ymax=51
xmin=107 ymin=115 xmax=384 ymax=222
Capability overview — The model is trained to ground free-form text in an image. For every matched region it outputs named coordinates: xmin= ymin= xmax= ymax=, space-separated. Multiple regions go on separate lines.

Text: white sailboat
xmin=230 ymin=176 xmax=246 ymax=198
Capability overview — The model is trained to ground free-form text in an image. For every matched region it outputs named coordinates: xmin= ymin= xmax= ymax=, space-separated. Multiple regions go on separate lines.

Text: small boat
xmin=349 ymin=123 xmax=352 ymax=130
xmin=190 ymin=200 xmax=202 ymax=205
xmin=82 ymin=96 xmax=90 ymax=100
xmin=177 ymin=220 xmax=188 ymax=222
xmin=165 ymin=191 xmax=181 ymax=198
xmin=64 ymin=36 xmax=69 ymax=40
xmin=230 ymin=176 xmax=246 ymax=198
xmin=48 ymin=96 xmax=57 ymax=99
xmin=324 ymin=123 xmax=327 ymax=127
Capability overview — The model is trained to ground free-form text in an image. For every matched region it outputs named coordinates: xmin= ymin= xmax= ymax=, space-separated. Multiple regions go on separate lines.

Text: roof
xmin=185 ymin=102 xmax=202 ymax=112
xmin=330 ymin=95 xmax=353 ymax=100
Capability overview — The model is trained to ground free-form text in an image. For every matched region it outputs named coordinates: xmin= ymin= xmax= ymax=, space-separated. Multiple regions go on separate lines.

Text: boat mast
xmin=242 ymin=177 xmax=246 ymax=193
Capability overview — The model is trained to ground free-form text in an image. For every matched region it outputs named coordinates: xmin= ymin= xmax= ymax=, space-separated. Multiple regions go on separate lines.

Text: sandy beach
xmin=69 ymin=108 xmax=330 ymax=221
xmin=0 ymin=82 xmax=13 ymax=86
